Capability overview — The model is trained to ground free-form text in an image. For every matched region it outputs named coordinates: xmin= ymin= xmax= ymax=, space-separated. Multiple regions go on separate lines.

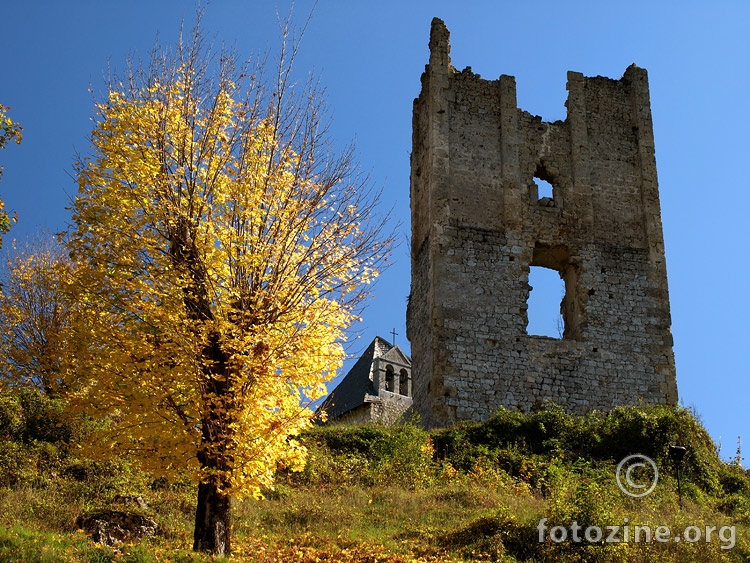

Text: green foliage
xmin=431 ymin=403 xmax=728 ymax=497
xmin=0 ymin=388 xmax=82 ymax=487
xmin=0 ymin=387 xmax=79 ymax=444
xmin=295 ymin=422 xmax=435 ymax=488
xmin=0 ymin=400 xmax=749 ymax=561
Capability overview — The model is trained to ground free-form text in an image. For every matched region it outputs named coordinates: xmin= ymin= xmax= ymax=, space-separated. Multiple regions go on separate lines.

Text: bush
xmin=430 ymin=403 xmax=739 ymax=501
xmin=296 ymin=422 xmax=434 ymax=488
xmin=0 ymin=440 xmax=36 ymax=486
xmin=0 ymin=387 xmax=81 ymax=445
xmin=0 ymin=388 xmax=84 ymax=486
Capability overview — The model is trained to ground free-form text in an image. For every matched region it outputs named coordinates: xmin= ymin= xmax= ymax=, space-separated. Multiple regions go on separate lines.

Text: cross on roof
xmin=390 ymin=328 xmax=398 ymax=345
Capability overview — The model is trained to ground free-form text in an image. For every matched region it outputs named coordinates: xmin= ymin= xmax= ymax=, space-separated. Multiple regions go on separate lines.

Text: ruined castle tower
xmin=407 ymin=18 xmax=678 ymax=428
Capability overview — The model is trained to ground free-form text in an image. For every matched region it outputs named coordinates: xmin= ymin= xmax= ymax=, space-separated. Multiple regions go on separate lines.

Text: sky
xmin=1 ymin=1 xmax=748 ymax=461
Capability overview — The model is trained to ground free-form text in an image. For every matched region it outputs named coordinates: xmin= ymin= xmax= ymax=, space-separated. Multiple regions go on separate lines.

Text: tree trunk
xmin=192 ymin=335 xmax=233 ymax=556
xmin=193 ymin=480 xmax=231 ymax=555
xmin=170 ymin=228 xmax=235 ymax=556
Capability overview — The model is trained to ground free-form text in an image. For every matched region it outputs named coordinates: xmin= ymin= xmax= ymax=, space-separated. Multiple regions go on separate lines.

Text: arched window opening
xmin=399 ymin=369 xmax=409 ymax=396
xmin=385 ymin=365 xmax=395 ymax=392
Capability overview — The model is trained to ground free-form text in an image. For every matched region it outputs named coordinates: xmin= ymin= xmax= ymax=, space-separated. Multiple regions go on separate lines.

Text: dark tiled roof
xmin=318 ymin=336 xmax=410 ymax=420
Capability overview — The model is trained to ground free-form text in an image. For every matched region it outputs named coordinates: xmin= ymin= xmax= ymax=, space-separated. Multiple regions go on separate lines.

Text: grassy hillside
xmin=0 ymin=388 xmax=748 ymax=562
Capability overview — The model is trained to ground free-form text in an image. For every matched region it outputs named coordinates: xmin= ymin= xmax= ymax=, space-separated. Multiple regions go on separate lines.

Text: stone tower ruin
xmin=407 ymin=18 xmax=678 ymax=428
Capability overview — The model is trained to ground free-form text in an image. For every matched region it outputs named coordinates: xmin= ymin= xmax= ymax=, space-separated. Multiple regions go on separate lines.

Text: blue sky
xmin=1 ymin=1 xmax=748 ymax=461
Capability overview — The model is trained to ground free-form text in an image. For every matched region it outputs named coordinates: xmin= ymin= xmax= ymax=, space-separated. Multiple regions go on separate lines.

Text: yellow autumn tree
xmin=0 ymin=235 xmax=71 ymax=396
xmin=0 ymin=105 xmax=22 ymax=245
xmin=64 ymin=18 xmax=391 ymax=555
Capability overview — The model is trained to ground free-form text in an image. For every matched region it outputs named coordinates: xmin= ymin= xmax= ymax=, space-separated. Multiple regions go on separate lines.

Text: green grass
xmin=0 ymin=390 xmax=748 ymax=561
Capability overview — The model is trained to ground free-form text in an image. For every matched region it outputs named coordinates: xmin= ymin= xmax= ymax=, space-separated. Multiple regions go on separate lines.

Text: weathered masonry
xmin=318 ymin=337 xmax=412 ymax=425
xmin=407 ymin=18 xmax=678 ymax=428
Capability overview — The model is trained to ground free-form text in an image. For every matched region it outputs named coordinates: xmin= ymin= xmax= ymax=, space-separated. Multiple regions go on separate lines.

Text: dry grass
xmin=0 ymin=399 xmax=749 ymax=561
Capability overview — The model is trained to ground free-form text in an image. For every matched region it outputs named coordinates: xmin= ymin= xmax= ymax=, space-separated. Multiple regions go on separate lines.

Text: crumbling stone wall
xmin=371 ymin=393 xmax=414 ymax=426
xmin=407 ymin=18 xmax=678 ymax=429
xmin=326 ymin=394 xmax=412 ymax=426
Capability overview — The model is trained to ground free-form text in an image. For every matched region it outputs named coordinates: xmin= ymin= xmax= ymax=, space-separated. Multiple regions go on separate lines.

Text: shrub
xmin=430 ymin=403 xmax=740 ymax=501
xmin=296 ymin=422 xmax=434 ymax=488
xmin=0 ymin=387 xmax=83 ymax=446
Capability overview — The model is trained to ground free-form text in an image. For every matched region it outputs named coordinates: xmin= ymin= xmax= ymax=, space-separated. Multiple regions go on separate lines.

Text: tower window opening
xmin=526 ymin=244 xmax=582 ymax=340
xmin=536 ymin=177 xmax=554 ymax=200
xmin=527 ymin=265 xmax=564 ymax=338
xmin=532 ymin=165 xmax=558 ymax=208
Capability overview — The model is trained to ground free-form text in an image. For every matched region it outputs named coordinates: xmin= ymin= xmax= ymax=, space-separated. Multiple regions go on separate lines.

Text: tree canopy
xmin=0 ymin=105 xmax=22 ymax=244
xmin=63 ymin=18 xmax=391 ymax=555
xmin=0 ymin=236 xmax=71 ymax=396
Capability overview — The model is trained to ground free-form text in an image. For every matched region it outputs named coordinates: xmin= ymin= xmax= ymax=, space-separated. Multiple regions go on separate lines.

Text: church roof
xmin=318 ymin=336 xmax=411 ymax=421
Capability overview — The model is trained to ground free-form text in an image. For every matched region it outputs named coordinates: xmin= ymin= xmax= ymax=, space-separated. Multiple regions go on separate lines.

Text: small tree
xmin=0 ymin=105 xmax=22 ymax=246
xmin=64 ymin=16 xmax=391 ymax=555
xmin=0 ymin=235 xmax=71 ymax=395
